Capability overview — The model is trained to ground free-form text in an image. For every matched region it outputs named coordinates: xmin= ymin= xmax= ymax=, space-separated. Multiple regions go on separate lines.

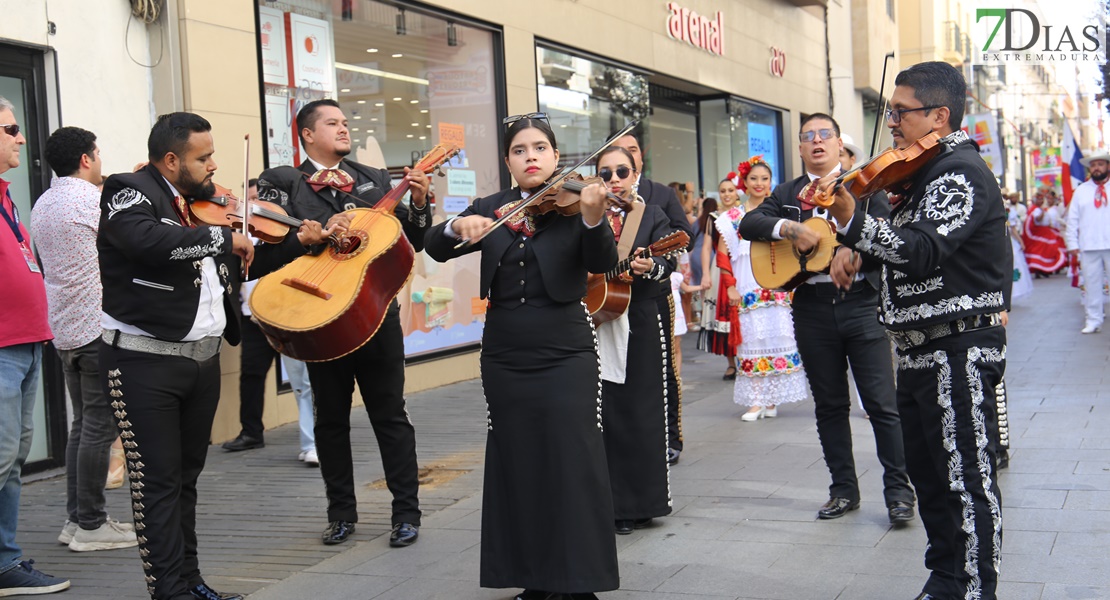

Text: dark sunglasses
xmin=0 ymin=124 xmax=20 ymax=137
xmin=799 ymin=128 xmax=836 ymax=143
xmin=503 ymin=112 xmax=549 ymax=127
xmin=600 ymin=166 xmax=632 ymax=181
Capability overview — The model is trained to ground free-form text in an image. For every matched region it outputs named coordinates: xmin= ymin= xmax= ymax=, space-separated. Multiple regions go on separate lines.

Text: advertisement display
xmin=288 ymin=13 xmax=336 ymax=98
xmin=747 ymin=122 xmax=781 ymax=187
xmin=962 ymin=113 xmax=1004 ymax=177
xmin=1031 ymin=147 xmax=1063 ymax=191
xmin=258 ymin=6 xmax=288 ymax=86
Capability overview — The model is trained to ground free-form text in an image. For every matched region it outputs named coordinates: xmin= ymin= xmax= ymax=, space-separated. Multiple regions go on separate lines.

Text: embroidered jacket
xmin=839 ymin=130 xmax=1013 ymax=330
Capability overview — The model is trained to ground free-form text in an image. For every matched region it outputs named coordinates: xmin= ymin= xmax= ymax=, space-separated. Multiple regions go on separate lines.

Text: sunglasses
xmin=600 ymin=166 xmax=632 ymax=181
xmin=503 ymin=112 xmax=549 ymax=127
xmin=0 ymin=124 xmax=20 ymax=137
xmin=799 ymin=128 xmax=837 ymax=143
xmin=885 ymin=105 xmax=941 ymax=124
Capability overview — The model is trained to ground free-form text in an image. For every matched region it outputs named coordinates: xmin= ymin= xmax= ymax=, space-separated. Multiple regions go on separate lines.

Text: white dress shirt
xmin=1065 ymin=179 xmax=1110 ymax=252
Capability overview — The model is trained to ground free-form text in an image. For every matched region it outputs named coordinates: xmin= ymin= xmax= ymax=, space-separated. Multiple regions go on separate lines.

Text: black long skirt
xmin=601 ymin=297 xmax=673 ymax=520
xmin=479 ymin=301 xmax=620 ymax=594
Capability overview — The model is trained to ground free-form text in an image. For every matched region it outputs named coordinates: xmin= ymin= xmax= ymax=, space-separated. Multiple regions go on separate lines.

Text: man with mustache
xmin=739 ymin=113 xmax=914 ymax=526
xmin=1065 ymin=151 xmax=1110 ymax=334
xmin=255 ymin=99 xmax=430 ymax=549
xmin=98 ymin=112 xmax=332 ymax=600
xmin=823 ymin=61 xmax=1011 ymax=600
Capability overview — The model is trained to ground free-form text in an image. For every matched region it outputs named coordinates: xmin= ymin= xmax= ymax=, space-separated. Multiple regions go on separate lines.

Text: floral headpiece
xmin=726 ymin=155 xmax=768 ymax=193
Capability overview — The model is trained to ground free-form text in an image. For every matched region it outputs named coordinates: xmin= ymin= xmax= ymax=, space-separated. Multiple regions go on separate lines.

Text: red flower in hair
xmin=735 ymin=155 xmax=767 ymax=193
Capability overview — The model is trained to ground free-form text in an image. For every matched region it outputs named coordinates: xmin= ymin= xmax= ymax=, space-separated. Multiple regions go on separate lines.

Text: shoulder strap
xmin=616 ymin=202 xmax=645 ymax=259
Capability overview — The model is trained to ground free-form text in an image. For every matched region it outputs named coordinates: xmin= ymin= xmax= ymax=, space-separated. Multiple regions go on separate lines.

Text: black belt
xmin=888 ymin=313 xmax=1003 ymax=351
xmin=794 ymin=280 xmax=871 ymax=299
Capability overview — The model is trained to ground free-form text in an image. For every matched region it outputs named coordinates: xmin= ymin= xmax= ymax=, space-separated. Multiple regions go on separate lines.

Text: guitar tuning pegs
xmin=435 ymin=168 xmax=444 ymax=177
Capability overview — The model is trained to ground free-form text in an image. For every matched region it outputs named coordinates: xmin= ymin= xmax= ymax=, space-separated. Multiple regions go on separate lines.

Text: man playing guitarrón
xmin=255 ymin=99 xmax=431 ymax=548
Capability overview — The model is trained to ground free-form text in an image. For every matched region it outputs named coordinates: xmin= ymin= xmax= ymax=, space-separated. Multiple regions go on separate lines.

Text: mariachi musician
xmin=738 ymin=113 xmax=916 ymax=526
xmin=425 ymin=114 xmax=619 ymax=600
xmin=255 ymin=99 xmax=430 ymax=548
xmin=591 ymin=146 xmax=676 ymax=535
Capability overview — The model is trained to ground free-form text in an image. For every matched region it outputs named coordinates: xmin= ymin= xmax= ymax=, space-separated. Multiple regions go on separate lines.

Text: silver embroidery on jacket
xmin=921 ymin=172 xmax=975 ymax=237
xmin=257 ymin=179 xmax=289 ymax=206
xmin=169 ymin=226 xmax=225 ymax=261
xmin=107 ymin=188 xmax=152 ymax=220
xmin=856 ymin=214 xmax=908 ymax=264
xmin=882 ymin=290 xmax=1006 ymax=326
xmin=895 ymin=275 xmax=945 ymax=298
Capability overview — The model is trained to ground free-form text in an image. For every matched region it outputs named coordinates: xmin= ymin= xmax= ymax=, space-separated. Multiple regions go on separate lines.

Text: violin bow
xmin=453 ymin=120 xmax=641 ymax=249
xmin=243 ymin=134 xmax=252 ymax=280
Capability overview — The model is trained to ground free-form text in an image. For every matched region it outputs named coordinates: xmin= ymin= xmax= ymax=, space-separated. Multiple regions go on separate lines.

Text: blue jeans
xmin=60 ymin=341 xmax=115 ymax=529
xmin=280 ymin=356 xmax=316 ymax=453
xmin=0 ymin=343 xmax=42 ymax=573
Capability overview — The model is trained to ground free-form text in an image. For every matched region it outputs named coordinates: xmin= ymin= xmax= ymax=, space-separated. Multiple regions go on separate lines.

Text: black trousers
xmin=896 ymin=326 xmax=1005 ymax=600
xmin=306 ymin=308 xmax=421 ymax=525
xmin=238 ymin=318 xmax=278 ymax=440
xmin=100 ymin=342 xmax=221 ymax=600
xmin=656 ymin=292 xmax=682 ymax=451
xmin=791 ymin=285 xmax=913 ymax=504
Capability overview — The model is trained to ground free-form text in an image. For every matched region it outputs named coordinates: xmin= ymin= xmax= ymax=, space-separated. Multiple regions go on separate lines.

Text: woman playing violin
xmin=593 ymin=146 xmax=676 ymax=535
xmin=424 ymin=114 xmax=619 ymax=600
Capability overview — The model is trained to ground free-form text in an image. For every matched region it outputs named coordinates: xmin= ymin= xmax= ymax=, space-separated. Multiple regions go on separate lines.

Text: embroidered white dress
xmin=1008 ymin=206 xmax=1033 ymax=300
xmin=715 ymin=205 xmax=809 ymax=407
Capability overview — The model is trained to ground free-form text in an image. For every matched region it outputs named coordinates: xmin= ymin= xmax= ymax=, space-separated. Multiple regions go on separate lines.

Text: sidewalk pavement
xmin=16 ymin=274 xmax=1110 ymax=599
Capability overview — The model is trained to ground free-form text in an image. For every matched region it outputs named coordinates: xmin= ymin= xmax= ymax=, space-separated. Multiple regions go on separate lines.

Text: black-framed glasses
xmin=599 ymin=166 xmax=632 ymax=181
xmin=799 ymin=128 xmax=836 ymax=143
xmin=0 ymin=124 xmax=20 ymax=137
xmin=503 ymin=112 xmax=549 ymax=127
xmin=885 ymin=106 xmax=941 ymax=124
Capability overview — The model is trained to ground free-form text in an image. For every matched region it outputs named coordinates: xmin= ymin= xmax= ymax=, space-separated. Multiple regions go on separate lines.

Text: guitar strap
xmin=615 ymin=201 xmax=645 ymax=259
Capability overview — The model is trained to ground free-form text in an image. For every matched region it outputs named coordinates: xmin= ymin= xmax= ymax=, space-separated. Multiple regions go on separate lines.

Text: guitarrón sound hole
xmin=338 ymin=235 xmax=361 ymax=254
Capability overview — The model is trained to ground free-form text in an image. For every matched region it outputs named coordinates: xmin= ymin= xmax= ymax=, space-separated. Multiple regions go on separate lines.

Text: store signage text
xmin=666 ymin=3 xmax=724 ymax=57
xmin=769 ymin=46 xmax=786 ymax=77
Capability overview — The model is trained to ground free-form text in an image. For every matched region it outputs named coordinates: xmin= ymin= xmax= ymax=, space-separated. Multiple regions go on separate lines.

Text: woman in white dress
xmin=714 ymin=156 xmax=809 ymax=421
xmin=1007 ymin=195 xmax=1033 ymax=300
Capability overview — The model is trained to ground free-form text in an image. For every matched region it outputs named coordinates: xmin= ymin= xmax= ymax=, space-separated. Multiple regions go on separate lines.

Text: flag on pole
xmin=1062 ymin=121 xmax=1084 ymax=205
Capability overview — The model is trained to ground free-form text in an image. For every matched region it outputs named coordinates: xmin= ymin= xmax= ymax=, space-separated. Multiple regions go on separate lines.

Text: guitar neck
xmin=375 ymin=178 xmax=410 ymax=213
xmin=606 ymin=248 xmax=650 ymax=280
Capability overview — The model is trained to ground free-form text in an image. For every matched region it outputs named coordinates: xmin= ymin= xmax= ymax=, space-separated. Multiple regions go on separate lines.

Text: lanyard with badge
xmin=0 ymin=196 xmax=41 ymax=273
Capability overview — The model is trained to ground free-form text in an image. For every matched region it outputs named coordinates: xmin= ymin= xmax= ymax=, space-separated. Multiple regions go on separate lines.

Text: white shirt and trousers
xmin=1065 ymin=179 xmax=1110 ymax=331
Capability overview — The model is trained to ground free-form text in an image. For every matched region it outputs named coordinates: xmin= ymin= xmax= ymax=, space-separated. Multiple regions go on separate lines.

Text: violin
xmin=808 ymin=132 xmax=944 ymax=207
xmin=525 ymin=172 xmax=631 ymax=217
xmin=188 ymin=183 xmax=304 ymax=243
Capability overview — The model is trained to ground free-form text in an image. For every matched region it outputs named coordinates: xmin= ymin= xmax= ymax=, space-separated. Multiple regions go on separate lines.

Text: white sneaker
xmin=57 ymin=520 xmax=77 ymax=545
xmin=68 ymin=519 xmax=138 ymax=552
xmin=1081 ymin=324 xmax=1102 ymax=334
xmin=299 ymin=449 xmax=319 ymax=466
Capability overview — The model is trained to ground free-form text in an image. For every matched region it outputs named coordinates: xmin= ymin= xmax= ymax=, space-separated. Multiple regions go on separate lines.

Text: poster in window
xmin=288 ymin=13 xmax=336 ymax=98
xmin=265 ymin=95 xmax=296 ymax=167
xmin=747 ymin=122 xmax=781 ymax=187
xmin=258 ymin=6 xmax=288 ymax=86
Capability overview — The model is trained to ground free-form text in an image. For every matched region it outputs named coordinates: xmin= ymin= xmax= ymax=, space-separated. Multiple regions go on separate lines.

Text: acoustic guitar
xmin=586 ymin=230 xmax=690 ymax=325
xmin=749 ymin=217 xmax=837 ymax=291
xmin=249 ymin=144 xmax=459 ymax=361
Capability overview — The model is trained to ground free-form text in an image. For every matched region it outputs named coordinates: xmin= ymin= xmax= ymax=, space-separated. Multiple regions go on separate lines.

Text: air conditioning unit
xmin=540 ymin=63 xmax=575 ymax=86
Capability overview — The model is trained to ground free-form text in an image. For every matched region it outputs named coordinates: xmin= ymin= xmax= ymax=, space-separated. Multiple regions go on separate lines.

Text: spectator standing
xmin=1065 ymin=151 xmax=1110 ymax=334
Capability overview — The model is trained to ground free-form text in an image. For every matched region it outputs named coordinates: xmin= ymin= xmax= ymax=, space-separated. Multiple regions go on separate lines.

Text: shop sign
xmin=288 ymin=13 xmax=336 ymax=97
xmin=769 ymin=46 xmax=786 ymax=77
xmin=665 ymin=3 xmax=724 ymax=56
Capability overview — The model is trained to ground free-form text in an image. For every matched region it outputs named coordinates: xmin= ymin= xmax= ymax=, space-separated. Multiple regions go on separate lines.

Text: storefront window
xmin=535 ymin=45 xmax=648 ymax=169
xmin=699 ymin=97 xmax=784 ymax=195
xmin=256 ymin=0 xmax=503 ymax=358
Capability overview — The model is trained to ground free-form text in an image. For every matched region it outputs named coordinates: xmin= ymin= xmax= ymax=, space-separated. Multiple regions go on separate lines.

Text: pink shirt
xmin=0 ymin=178 xmax=52 ymax=348
xmin=30 ymin=176 xmax=103 ymax=350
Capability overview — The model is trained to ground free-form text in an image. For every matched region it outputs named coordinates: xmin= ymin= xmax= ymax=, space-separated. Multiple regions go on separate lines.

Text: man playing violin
xmin=739 ymin=113 xmax=915 ymax=526
xmin=822 ymin=61 xmax=1011 ymax=600
xmin=255 ymin=99 xmax=431 ymax=549
xmin=98 ymin=112 xmax=334 ymax=600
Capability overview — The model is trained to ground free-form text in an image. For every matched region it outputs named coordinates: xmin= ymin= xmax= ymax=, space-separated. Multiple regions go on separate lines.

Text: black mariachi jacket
xmin=838 ymin=130 xmax=1012 ymax=331
xmin=98 ymin=165 xmax=301 ymax=344
xmin=256 ymin=158 xmax=430 ymax=253
xmin=423 ymin=188 xmax=618 ymax=302
xmin=738 ymin=171 xmax=892 ymax=291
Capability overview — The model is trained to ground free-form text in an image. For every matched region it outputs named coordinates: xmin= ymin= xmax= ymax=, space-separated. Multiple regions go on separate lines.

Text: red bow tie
xmin=307 ymin=168 xmax=354 ymax=194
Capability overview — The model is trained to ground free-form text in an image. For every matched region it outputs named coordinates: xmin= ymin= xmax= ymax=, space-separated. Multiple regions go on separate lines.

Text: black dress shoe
xmin=322 ymin=520 xmax=355 ymax=545
xmin=633 ymin=518 xmax=653 ymax=529
xmin=221 ymin=434 xmax=264 ymax=452
xmin=888 ymin=501 xmax=915 ymax=525
xmin=389 ymin=522 xmax=418 ymax=547
xmin=667 ymin=448 xmax=680 ymax=465
xmin=997 ymin=449 xmax=1010 ymax=470
xmin=614 ymin=520 xmax=634 ymax=535
xmin=190 ymin=582 xmax=244 ymax=600
xmin=817 ymin=497 xmax=859 ymax=519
